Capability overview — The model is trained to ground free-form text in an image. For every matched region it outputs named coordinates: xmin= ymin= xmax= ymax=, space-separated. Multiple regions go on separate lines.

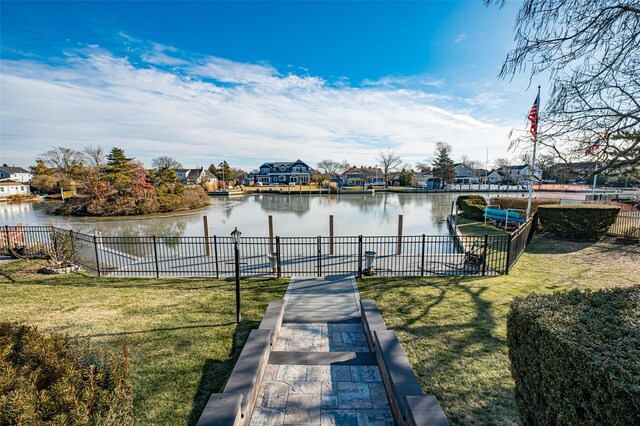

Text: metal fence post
xmin=153 ymin=235 xmax=160 ymax=278
xmin=69 ymin=229 xmax=76 ymax=264
xmin=505 ymin=233 xmax=513 ymax=275
xmin=213 ymin=235 xmax=219 ymax=278
xmin=358 ymin=235 xmax=363 ymax=278
xmin=482 ymin=234 xmax=488 ymax=276
xmin=93 ymin=235 xmax=101 ymax=277
xmin=317 ymin=236 xmax=322 ymax=277
xmin=421 ymin=234 xmax=426 ymax=276
xmin=4 ymin=225 xmax=10 ymax=252
xmin=276 ymin=236 xmax=281 ymax=278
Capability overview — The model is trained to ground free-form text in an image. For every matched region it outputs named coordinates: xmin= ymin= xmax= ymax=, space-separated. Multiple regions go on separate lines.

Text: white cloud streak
xmin=0 ymin=45 xmax=517 ymax=170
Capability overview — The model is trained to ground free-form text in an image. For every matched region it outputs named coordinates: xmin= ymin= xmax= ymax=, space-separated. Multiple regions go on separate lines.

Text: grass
xmin=358 ymin=236 xmax=640 ymax=425
xmin=454 ymin=216 xmax=509 ymax=237
xmin=0 ymin=260 xmax=288 ymax=425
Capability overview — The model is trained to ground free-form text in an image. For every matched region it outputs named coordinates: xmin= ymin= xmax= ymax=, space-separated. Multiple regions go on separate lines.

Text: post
xmin=93 ymin=235 xmax=101 ymax=277
xmin=317 ymin=236 xmax=322 ymax=277
xmin=203 ymin=216 xmax=211 ymax=256
xmin=481 ymin=234 xmax=488 ymax=276
xmin=69 ymin=229 xmax=76 ymax=264
xmin=329 ymin=215 xmax=334 ymax=255
xmin=152 ymin=235 xmax=160 ymax=278
xmin=397 ymin=214 xmax=403 ymax=255
xmin=358 ymin=235 xmax=363 ymax=278
xmin=4 ymin=225 xmax=10 ymax=252
xmin=421 ymin=234 xmax=426 ymax=276
xmin=213 ymin=235 xmax=219 ymax=279
xmin=234 ymin=239 xmax=241 ymax=323
xmin=60 ymin=187 xmax=64 ymax=201
xmin=526 ymin=85 xmax=541 ymax=220
xmin=276 ymin=236 xmax=281 ymax=278
xmin=505 ymin=233 xmax=513 ymax=275
xmin=450 ymin=201 xmax=454 ymax=217
xmin=591 ymin=173 xmax=597 ymax=199
xmin=268 ymin=215 xmax=274 ymax=253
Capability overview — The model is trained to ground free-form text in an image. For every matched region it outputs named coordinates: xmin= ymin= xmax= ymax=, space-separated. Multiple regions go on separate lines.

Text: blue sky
xmin=1 ymin=1 xmax=541 ymax=170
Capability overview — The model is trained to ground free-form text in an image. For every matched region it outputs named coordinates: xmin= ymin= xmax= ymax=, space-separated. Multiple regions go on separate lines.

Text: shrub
xmin=507 ymin=286 xmax=640 ymax=425
xmin=0 ymin=323 xmax=132 ymax=425
xmin=490 ymin=197 xmax=559 ymax=213
xmin=537 ymin=204 xmax=620 ymax=239
xmin=456 ymin=195 xmax=487 ymax=221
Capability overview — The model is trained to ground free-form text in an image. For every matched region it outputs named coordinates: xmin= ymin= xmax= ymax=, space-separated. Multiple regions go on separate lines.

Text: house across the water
xmin=175 ymin=168 xmax=218 ymax=185
xmin=254 ymin=160 xmax=311 ymax=185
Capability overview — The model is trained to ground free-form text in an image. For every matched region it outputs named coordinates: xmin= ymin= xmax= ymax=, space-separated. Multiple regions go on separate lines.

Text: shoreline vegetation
xmin=36 ymin=148 xmax=210 ymax=217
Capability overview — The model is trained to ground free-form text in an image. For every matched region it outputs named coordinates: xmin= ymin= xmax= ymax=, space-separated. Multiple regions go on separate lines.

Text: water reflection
xmin=0 ymin=191 xmax=579 ymax=237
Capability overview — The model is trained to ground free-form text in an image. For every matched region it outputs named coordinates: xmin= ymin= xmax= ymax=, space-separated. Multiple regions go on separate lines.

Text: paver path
xmin=250 ymin=275 xmax=395 ymax=426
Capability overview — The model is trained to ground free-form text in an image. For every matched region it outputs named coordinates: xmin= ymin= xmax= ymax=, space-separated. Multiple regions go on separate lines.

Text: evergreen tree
xmin=152 ymin=166 xmax=184 ymax=196
xmin=432 ymin=143 xmax=456 ymax=188
xmin=30 ymin=159 xmax=55 ymax=176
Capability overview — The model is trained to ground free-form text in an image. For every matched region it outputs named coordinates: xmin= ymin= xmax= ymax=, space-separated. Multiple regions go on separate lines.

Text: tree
xmin=398 ymin=165 xmax=414 ymax=187
xmin=431 ymin=143 xmax=456 ymax=188
xmin=151 ymin=166 xmax=184 ymax=196
xmin=152 ymin=156 xmax=182 ymax=170
xmin=316 ymin=160 xmax=350 ymax=177
xmin=37 ymin=147 xmax=86 ymax=179
xmin=376 ymin=148 xmax=402 ymax=188
xmin=488 ymin=0 xmax=640 ymax=176
xmin=30 ymin=159 xmax=55 ymax=176
xmin=415 ymin=161 xmax=432 ymax=173
xmin=83 ymin=145 xmax=106 ymax=168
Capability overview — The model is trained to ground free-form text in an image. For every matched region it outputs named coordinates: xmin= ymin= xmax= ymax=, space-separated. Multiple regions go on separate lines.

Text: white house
xmin=0 ymin=179 xmax=31 ymax=197
xmin=506 ymin=165 xmax=542 ymax=184
xmin=175 ymin=168 xmax=218 ymax=185
xmin=453 ymin=163 xmax=479 ymax=184
xmin=487 ymin=170 xmax=507 ymax=184
xmin=0 ymin=167 xmax=32 ymax=183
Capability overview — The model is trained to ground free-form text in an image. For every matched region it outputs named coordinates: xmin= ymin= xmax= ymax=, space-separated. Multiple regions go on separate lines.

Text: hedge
xmin=490 ymin=197 xmax=559 ymax=213
xmin=507 ymin=286 xmax=640 ymax=425
xmin=456 ymin=195 xmax=487 ymax=221
xmin=0 ymin=323 xmax=132 ymax=425
xmin=537 ymin=204 xmax=620 ymax=239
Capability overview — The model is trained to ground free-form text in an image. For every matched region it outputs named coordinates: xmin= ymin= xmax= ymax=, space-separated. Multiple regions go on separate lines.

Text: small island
xmin=33 ymin=147 xmax=210 ymax=216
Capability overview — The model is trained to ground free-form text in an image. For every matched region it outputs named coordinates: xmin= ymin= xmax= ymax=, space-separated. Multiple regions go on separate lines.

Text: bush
xmin=490 ymin=197 xmax=559 ymax=213
xmin=507 ymin=286 xmax=640 ymax=425
xmin=456 ymin=195 xmax=487 ymax=220
xmin=537 ymin=204 xmax=620 ymax=239
xmin=0 ymin=323 xmax=132 ymax=425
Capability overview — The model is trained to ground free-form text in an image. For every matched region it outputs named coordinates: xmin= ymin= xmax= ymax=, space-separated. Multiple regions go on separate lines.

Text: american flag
xmin=586 ymin=141 xmax=599 ymax=156
xmin=218 ymin=162 xmax=225 ymax=169
xmin=527 ymin=93 xmax=540 ymax=138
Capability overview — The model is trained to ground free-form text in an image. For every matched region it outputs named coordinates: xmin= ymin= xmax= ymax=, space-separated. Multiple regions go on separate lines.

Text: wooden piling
xmin=397 ymin=214 xmax=403 ymax=255
xmin=203 ymin=216 xmax=211 ymax=256
xmin=329 ymin=215 xmax=334 ymax=255
xmin=269 ymin=215 xmax=274 ymax=253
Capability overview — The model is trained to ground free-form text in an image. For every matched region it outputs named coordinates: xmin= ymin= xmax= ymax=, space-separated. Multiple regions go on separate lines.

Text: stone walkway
xmin=250 ymin=275 xmax=395 ymax=426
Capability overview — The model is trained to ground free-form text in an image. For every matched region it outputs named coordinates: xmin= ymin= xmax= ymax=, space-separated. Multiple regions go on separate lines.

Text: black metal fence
xmin=1 ymin=224 xmax=526 ymax=278
xmin=507 ymin=215 xmax=536 ymax=271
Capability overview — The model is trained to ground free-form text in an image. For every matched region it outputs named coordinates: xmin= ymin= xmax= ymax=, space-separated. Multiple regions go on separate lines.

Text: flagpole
xmin=526 ymin=85 xmax=541 ymax=220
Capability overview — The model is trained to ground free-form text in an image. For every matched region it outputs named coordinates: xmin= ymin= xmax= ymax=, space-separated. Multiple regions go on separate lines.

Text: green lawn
xmin=0 ymin=260 xmax=287 ymax=425
xmin=358 ymin=236 xmax=640 ymax=425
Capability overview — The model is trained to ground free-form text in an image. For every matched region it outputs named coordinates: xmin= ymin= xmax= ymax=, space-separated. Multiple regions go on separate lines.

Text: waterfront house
xmin=453 ymin=163 xmax=479 ymax=184
xmin=255 ymin=160 xmax=311 ymax=185
xmin=0 ymin=179 xmax=31 ymax=197
xmin=0 ymin=166 xmax=32 ymax=183
xmin=487 ymin=170 xmax=507 ymax=184
xmin=548 ymin=162 xmax=595 ymax=183
xmin=341 ymin=167 xmax=385 ymax=187
xmin=413 ymin=172 xmax=441 ymax=189
xmin=175 ymin=168 xmax=218 ymax=185
xmin=505 ymin=165 xmax=542 ymax=184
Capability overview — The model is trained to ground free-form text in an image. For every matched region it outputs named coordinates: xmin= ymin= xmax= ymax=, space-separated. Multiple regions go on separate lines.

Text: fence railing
xmin=608 ymin=211 xmax=640 ymax=239
xmin=507 ymin=214 xmax=537 ymax=272
xmin=1 ymin=225 xmax=516 ymax=278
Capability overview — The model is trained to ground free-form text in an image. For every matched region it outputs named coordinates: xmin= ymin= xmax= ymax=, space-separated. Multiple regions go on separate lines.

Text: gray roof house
xmin=453 ymin=163 xmax=479 ymax=184
xmin=0 ymin=166 xmax=32 ymax=183
xmin=175 ymin=168 xmax=218 ymax=185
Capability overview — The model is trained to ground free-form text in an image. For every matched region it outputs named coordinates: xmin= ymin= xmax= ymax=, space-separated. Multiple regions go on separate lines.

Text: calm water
xmin=0 ymin=191 xmax=584 ymax=237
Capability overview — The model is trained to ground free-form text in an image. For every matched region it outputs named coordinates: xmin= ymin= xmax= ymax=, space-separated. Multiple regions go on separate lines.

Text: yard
xmin=358 ymin=236 xmax=640 ymax=425
xmin=0 ymin=261 xmax=287 ymax=425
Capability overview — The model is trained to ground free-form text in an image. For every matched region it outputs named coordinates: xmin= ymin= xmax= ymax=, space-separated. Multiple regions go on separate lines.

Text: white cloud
xmin=454 ymin=33 xmax=468 ymax=43
xmin=0 ymin=46 xmax=517 ymax=170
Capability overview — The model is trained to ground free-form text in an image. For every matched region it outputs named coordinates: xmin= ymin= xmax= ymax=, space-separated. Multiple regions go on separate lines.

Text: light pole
xmin=231 ymin=227 xmax=242 ymax=323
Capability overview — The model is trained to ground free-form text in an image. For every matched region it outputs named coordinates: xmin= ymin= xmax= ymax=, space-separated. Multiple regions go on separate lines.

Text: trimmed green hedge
xmin=0 ymin=323 xmax=132 ymax=425
xmin=456 ymin=195 xmax=487 ymax=221
xmin=537 ymin=204 xmax=620 ymax=239
xmin=508 ymin=286 xmax=640 ymax=425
